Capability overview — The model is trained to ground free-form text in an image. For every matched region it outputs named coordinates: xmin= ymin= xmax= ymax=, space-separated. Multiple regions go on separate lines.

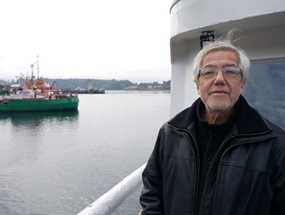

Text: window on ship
xmin=243 ymin=59 xmax=285 ymax=130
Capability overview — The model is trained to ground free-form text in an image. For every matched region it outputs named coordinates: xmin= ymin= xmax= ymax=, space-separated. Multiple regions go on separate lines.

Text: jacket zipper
xmin=198 ymin=130 xmax=273 ymax=215
xmin=198 ymin=134 xmax=236 ymax=215
xmin=172 ymin=124 xmax=273 ymax=215
xmin=179 ymin=128 xmax=200 ymax=215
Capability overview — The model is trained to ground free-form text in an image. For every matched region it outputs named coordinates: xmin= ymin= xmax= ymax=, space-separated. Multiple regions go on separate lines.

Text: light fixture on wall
xmin=200 ymin=31 xmax=215 ymax=49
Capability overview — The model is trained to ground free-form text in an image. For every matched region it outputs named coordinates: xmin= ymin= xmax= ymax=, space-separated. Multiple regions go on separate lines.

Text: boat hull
xmin=0 ymin=96 xmax=79 ymax=112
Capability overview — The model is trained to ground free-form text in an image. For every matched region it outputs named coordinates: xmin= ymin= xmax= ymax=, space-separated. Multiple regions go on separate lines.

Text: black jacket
xmin=140 ymin=96 xmax=285 ymax=215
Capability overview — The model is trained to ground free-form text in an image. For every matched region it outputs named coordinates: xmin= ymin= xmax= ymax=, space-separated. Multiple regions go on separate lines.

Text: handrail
xmin=77 ymin=163 xmax=146 ymax=215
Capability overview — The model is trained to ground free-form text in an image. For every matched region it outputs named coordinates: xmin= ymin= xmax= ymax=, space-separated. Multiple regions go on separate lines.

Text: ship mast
xmin=30 ymin=63 xmax=34 ymax=82
xmin=36 ymin=54 xmax=40 ymax=79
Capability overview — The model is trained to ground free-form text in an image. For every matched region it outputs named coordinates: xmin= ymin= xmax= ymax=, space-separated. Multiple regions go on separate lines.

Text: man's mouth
xmin=210 ymin=91 xmax=228 ymax=95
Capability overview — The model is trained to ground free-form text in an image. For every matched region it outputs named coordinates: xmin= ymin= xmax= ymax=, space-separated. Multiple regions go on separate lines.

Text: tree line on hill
xmin=1 ymin=78 xmax=170 ymax=91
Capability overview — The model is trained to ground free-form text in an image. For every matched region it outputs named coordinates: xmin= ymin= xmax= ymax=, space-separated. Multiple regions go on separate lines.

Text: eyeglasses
xmin=199 ymin=65 xmax=242 ymax=79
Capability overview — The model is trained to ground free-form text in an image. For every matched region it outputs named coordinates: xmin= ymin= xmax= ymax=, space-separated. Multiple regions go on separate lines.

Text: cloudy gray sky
xmin=0 ymin=0 xmax=171 ymax=82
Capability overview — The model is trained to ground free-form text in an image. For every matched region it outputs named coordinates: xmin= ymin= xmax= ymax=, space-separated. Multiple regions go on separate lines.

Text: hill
xmin=2 ymin=78 xmax=170 ymax=91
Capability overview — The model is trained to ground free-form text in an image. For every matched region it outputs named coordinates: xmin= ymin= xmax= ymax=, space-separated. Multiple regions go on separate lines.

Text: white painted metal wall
xmin=170 ymin=0 xmax=285 ymax=116
xmin=170 ymin=0 xmax=285 ymax=39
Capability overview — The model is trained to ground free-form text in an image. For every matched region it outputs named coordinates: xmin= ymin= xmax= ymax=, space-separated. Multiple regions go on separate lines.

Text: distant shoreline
xmin=1 ymin=78 xmax=171 ymax=91
xmin=105 ymin=90 xmax=170 ymax=93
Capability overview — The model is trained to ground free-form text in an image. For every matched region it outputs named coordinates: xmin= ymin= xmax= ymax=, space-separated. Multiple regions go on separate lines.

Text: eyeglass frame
xmin=198 ymin=64 xmax=243 ymax=80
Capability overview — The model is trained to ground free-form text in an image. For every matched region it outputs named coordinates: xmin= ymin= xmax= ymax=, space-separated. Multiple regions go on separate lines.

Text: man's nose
xmin=214 ymin=71 xmax=226 ymax=84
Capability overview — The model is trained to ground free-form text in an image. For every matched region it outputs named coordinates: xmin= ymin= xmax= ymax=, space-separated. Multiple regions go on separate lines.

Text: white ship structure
xmin=170 ymin=0 xmax=285 ymax=124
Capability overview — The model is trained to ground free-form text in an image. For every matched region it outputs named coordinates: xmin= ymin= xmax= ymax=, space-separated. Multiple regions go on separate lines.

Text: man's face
xmin=197 ymin=50 xmax=245 ymax=113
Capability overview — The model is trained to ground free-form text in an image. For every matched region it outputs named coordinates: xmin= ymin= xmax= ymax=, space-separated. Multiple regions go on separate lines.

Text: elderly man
xmin=140 ymin=40 xmax=285 ymax=215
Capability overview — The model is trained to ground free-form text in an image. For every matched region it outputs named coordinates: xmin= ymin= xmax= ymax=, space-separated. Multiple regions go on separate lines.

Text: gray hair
xmin=192 ymin=40 xmax=250 ymax=83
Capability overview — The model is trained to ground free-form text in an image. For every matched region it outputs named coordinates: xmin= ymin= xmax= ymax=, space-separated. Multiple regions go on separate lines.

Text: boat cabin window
xmin=243 ymin=60 xmax=285 ymax=130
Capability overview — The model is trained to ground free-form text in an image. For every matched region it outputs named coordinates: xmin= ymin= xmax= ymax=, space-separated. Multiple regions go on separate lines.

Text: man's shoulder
xmin=266 ymin=119 xmax=285 ymax=140
xmin=156 ymin=105 xmax=195 ymax=140
xmin=264 ymin=120 xmax=285 ymax=159
xmin=165 ymin=99 xmax=201 ymax=130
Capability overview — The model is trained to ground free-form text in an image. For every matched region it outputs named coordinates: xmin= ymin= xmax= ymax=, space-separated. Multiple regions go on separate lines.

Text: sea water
xmin=0 ymin=92 xmax=170 ymax=215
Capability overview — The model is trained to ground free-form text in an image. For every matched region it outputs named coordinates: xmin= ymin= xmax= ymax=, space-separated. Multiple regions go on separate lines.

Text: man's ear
xmin=196 ymin=81 xmax=200 ymax=94
xmin=241 ymin=79 xmax=246 ymax=92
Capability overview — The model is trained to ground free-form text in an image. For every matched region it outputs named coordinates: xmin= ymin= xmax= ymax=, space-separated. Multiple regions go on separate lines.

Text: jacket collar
xmin=168 ymin=95 xmax=272 ymax=136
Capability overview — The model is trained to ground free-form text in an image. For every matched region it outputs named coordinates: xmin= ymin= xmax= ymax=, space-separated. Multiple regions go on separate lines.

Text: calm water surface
xmin=0 ymin=92 xmax=170 ymax=215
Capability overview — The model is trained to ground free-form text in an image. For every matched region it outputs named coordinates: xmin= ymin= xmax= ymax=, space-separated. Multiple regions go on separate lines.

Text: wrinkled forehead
xmin=201 ymin=48 xmax=240 ymax=67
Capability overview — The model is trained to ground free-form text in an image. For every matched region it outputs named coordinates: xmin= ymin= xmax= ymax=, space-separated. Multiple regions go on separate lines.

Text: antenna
xmin=30 ymin=64 xmax=34 ymax=81
xmin=36 ymin=54 xmax=40 ymax=79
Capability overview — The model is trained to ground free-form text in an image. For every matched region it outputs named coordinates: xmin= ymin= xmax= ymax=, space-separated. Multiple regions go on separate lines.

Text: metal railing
xmin=77 ymin=163 xmax=146 ymax=215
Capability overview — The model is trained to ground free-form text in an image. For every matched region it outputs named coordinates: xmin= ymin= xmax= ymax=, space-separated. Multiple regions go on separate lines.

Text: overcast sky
xmin=0 ymin=0 xmax=171 ymax=82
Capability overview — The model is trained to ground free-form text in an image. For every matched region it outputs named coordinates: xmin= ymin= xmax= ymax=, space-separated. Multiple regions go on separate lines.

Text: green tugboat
xmin=0 ymin=61 xmax=79 ymax=112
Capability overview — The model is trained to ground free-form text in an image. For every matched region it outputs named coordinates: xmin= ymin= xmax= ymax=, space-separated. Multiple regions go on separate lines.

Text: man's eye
xmin=224 ymin=69 xmax=236 ymax=74
xmin=224 ymin=67 xmax=240 ymax=74
xmin=204 ymin=70 xmax=216 ymax=75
